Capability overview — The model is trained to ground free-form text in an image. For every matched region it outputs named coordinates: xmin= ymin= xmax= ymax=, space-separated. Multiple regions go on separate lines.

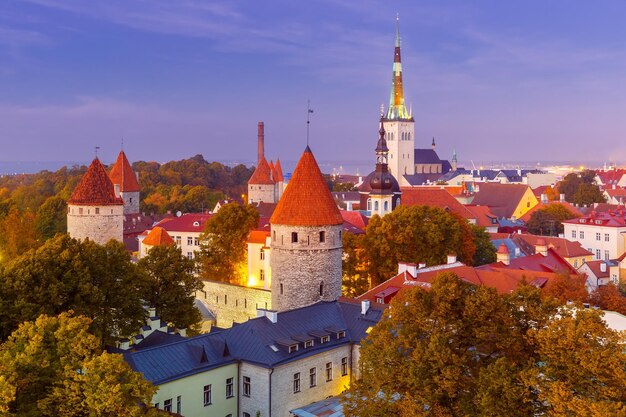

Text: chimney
xmin=535 ymin=238 xmax=548 ymax=256
xmin=497 ymin=244 xmax=510 ymax=265
xmin=361 ymin=300 xmax=371 ymax=315
xmin=600 ymin=262 xmax=607 ymax=273
xmin=257 ymin=121 xmax=265 ymax=164
xmin=256 ymin=308 xmax=278 ymax=323
xmin=418 ymin=262 xmax=426 ymax=269
xmin=397 ymin=262 xmax=407 ymax=274
xmin=447 ymin=254 xmax=457 ymax=264
xmin=405 ymin=263 xmax=417 ymax=277
xmin=560 ymin=193 xmax=565 ymax=202
xmin=114 ymin=183 xmax=121 ymax=198
xmin=117 ymin=339 xmax=130 ymax=350
xmin=541 ymin=193 xmax=548 ymax=204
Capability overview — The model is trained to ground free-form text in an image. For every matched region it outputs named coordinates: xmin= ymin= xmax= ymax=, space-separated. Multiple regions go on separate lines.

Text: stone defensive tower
xmin=247 ymin=122 xmax=284 ymax=204
xmin=269 ymin=146 xmax=344 ymax=312
xmin=67 ymin=158 xmax=124 ymax=245
xmin=109 ymin=150 xmax=140 ymax=214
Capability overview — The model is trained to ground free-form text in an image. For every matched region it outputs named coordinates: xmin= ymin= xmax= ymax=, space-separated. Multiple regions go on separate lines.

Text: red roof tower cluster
xmin=68 ymin=158 xmax=123 ymax=206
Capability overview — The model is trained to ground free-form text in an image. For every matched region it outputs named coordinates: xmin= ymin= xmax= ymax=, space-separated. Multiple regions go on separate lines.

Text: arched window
xmin=374 ymin=201 xmax=379 ymax=211
xmin=408 ymin=132 xmax=411 ymax=141
xmin=367 ymin=199 xmax=372 ymax=211
xmin=384 ymin=201 xmax=389 ymax=212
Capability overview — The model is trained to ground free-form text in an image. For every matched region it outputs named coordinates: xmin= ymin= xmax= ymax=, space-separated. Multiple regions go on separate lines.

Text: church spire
xmin=386 ymin=15 xmax=411 ymax=120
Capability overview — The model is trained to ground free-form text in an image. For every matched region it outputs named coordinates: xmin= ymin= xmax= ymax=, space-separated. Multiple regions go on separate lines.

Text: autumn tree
xmin=589 ymin=283 xmax=626 ymax=315
xmin=0 ymin=235 xmax=145 ymax=344
xmin=344 ymin=273 xmax=626 ymax=417
xmin=527 ymin=204 xmax=580 ymax=236
xmin=341 ymin=232 xmax=369 ymax=297
xmin=197 ymin=202 xmax=259 ymax=284
xmin=138 ymin=244 xmax=203 ymax=333
xmin=0 ymin=312 xmax=165 ymax=416
xmin=542 ymin=272 xmax=589 ymax=304
xmin=0 ymin=207 xmax=39 ymax=261
xmin=558 ymin=170 xmax=605 ymax=205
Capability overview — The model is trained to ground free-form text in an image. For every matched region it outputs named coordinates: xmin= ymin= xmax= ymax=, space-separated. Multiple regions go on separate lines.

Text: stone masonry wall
xmin=120 ymin=191 xmax=140 ymax=214
xmin=199 ymin=281 xmax=271 ymax=328
xmin=249 ymin=183 xmax=276 ymax=204
xmin=270 ymin=224 xmax=342 ymax=312
xmin=67 ymin=204 xmax=124 ymax=245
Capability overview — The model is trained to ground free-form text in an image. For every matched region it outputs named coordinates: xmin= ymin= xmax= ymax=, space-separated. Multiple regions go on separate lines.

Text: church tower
xmin=67 ymin=158 xmax=124 ymax=245
xmin=358 ymin=119 xmax=401 ymax=216
xmin=269 ymin=146 xmax=343 ymax=312
xmin=109 ymin=150 xmax=140 ymax=214
xmin=383 ymin=16 xmax=415 ymax=186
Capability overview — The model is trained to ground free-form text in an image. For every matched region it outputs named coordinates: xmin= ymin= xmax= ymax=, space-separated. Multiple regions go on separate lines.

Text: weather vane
xmin=307 ymin=99 xmax=314 ymax=146
xmin=94 ymin=146 xmax=100 ymax=158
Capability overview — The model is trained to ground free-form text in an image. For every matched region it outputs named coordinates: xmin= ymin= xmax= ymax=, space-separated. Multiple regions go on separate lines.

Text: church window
xmin=291 ymin=232 xmax=298 ymax=243
xmin=374 ymin=201 xmax=379 ymax=211
xmin=367 ymin=199 xmax=372 ymax=211
xmin=319 ymin=282 xmax=324 ymax=297
xmin=319 ymin=231 xmax=325 ymax=243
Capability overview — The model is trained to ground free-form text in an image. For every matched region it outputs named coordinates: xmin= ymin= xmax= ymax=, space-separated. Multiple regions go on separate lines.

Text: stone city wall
xmin=199 ymin=281 xmax=271 ymax=328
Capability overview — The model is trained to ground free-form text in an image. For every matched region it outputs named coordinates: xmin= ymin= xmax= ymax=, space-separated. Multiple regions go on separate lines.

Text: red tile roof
xmin=274 ymin=158 xmax=284 ymax=182
xmin=270 ymin=146 xmax=343 ymax=226
xmin=154 ymin=213 xmax=211 ymax=233
xmin=109 ymin=151 xmax=140 ymax=192
xmin=596 ymin=169 xmax=626 ymax=185
xmin=142 ymin=226 xmax=174 ymax=246
xmin=68 ymin=158 xmax=124 ymax=206
xmin=248 ymin=156 xmax=275 ymax=185
xmin=465 ymin=205 xmax=498 ymax=228
xmin=400 ymin=188 xmax=474 ymax=220
xmin=604 ymin=188 xmax=626 ymax=199
xmin=581 ymin=260 xmax=610 ymax=278
xmin=479 ymin=247 xmax=576 ymax=274
xmin=562 ymin=210 xmax=626 ymax=228
xmin=512 ymin=233 xmax=592 ymax=258
xmin=248 ymin=230 xmax=270 ymax=244
xmin=471 ymin=183 xmax=533 ymax=218
xmin=340 ymin=211 xmax=369 ymax=230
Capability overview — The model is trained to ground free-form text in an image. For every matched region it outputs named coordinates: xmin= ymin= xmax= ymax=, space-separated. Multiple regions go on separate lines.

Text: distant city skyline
xmin=2 ymin=1 xmax=626 ymax=165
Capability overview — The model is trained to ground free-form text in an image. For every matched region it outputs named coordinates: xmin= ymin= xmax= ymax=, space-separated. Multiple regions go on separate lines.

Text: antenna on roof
xmin=306 ymin=99 xmax=314 ymax=146
xmin=94 ymin=146 xmax=100 ymax=159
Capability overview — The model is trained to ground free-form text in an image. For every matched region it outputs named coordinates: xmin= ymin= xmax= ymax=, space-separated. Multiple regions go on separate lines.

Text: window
xmin=574 ymin=260 xmax=578 ymax=268
xmin=194 ymin=237 xmax=199 ymax=246
xmin=95 ymin=207 xmax=100 ymax=214
xmin=224 ymin=294 xmax=228 ymax=305
xmin=243 ymin=376 xmax=251 ymax=397
xmin=175 ymin=236 xmax=181 ymax=245
xmin=288 ymin=344 xmax=298 ymax=353
xmin=243 ymin=413 xmax=251 ymax=417
xmin=260 ymin=269 xmax=265 ymax=281
xmin=605 ymin=234 xmax=610 ymax=242
xmin=293 ymin=372 xmax=301 ymax=393
xmin=325 ymin=362 xmax=333 ymax=381
xmin=337 ymin=331 xmax=346 ymax=338
xmin=273 ymin=231 xmax=276 ymax=241
xmin=319 ymin=282 xmax=324 ymax=297
xmin=188 ymin=237 xmax=193 ymax=245
xmin=580 ymin=231 xmax=584 ymax=239
xmin=367 ymin=199 xmax=372 ymax=211
xmin=341 ymin=357 xmax=348 ymax=376
xmin=304 ymin=340 xmax=314 ymax=348
xmin=260 ymin=249 xmax=265 ymax=260
xmin=605 ymin=250 xmax=610 ymax=261
xmin=176 ymin=396 xmax=181 ymax=414
xmin=187 ymin=252 xmax=193 ymax=259
xmin=374 ymin=201 xmax=379 ymax=211
xmin=203 ymin=384 xmax=212 ymax=406
xmin=79 ymin=207 xmax=83 ymax=215
xmin=596 ymin=249 xmax=601 ymax=260
xmin=291 ymin=232 xmax=298 ymax=243
xmin=163 ymin=399 xmax=172 ymax=412
xmin=226 ymin=377 xmax=234 ymax=398
xmin=280 ymin=283 xmax=284 ymax=295
xmin=319 ymin=231 xmax=325 ymax=243
xmin=321 ymin=335 xmax=330 ymax=344
xmin=309 ymin=367 xmax=317 ymax=387
xmin=155 ymin=403 xmax=159 ymax=409
xmin=596 ymin=232 xmax=601 ymax=241
xmin=572 ymin=230 xmax=576 ymax=239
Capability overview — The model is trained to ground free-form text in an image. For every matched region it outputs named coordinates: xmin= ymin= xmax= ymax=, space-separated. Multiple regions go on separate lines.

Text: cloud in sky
xmin=2 ymin=1 xmax=626 ymax=167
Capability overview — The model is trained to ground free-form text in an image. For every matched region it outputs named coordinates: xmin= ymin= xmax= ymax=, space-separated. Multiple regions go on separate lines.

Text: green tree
xmin=527 ymin=204 xmax=580 ymax=236
xmin=471 ymin=224 xmax=496 ymax=266
xmin=558 ymin=170 xmax=603 ymax=204
xmin=360 ymin=206 xmax=477 ymax=287
xmin=572 ymin=182 xmax=606 ymax=206
xmin=0 ymin=312 xmax=163 ymax=416
xmin=138 ymin=245 xmax=204 ymax=333
xmin=341 ymin=232 xmax=370 ymax=297
xmin=35 ymin=196 xmax=67 ymax=240
xmin=0 ymin=235 xmax=145 ymax=344
xmin=197 ymin=203 xmax=259 ymax=284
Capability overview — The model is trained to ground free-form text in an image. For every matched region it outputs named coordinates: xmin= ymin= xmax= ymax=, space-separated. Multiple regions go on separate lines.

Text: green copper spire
xmin=386 ymin=15 xmax=411 ymax=120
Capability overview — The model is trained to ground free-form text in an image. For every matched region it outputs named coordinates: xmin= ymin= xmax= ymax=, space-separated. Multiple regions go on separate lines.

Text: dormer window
xmin=580 ymin=219 xmax=586 ymax=223
xmin=337 ymin=331 xmax=346 ymax=339
xmin=304 ymin=340 xmax=314 ymax=348
xmin=193 ymin=221 xmax=200 ymax=227
xmin=320 ymin=335 xmax=330 ymax=344
xmin=288 ymin=344 xmax=299 ymax=353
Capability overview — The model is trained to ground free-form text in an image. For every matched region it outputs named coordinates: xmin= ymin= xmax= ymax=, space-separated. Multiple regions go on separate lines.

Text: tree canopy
xmin=0 ymin=312 xmax=165 ymax=416
xmin=343 ymin=273 xmax=626 ymax=416
xmin=557 ymin=170 xmax=605 ymax=206
xmin=527 ymin=204 xmax=580 ymax=236
xmin=197 ymin=202 xmax=259 ymax=284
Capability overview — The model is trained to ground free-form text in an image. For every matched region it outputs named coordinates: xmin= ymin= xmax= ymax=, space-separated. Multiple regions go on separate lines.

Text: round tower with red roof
xmin=109 ymin=150 xmax=140 ymax=214
xmin=269 ymin=146 xmax=344 ymax=312
xmin=67 ymin=158 xmax=124 ymax=245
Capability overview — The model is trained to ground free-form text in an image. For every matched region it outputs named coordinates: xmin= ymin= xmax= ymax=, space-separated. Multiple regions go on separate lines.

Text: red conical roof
xmin=109 ymin=151 xmax=140 ymax=192
xmin=68 ymin=158 xmax=124 ymax=206
xmin=142 ymin=226 xmax=174 ymax=246
xmin=248 ymin=156 xmax=275 ymax=185
xmin=497 ymin=243 xmax=509 ymax=254
xmin=270 ymin=146 xmax=343 ymax=226
xmin=274 ymin=158 xmax=284 ymax=182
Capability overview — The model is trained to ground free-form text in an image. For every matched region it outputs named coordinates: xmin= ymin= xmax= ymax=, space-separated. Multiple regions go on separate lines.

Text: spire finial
xmin=121 ymin=138 xmax=124 ymax=151
xmin=94 ymin=146 xmax=100 ymax=159
xmin=395 ymin=13 xmax=400 ymax=47
xmin=306 ymin=99 xmax=314 ymax=147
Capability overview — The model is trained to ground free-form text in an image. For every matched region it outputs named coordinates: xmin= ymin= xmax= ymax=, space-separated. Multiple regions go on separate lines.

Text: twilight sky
xmin=2 ymin=0 xmax=626 ymax=170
